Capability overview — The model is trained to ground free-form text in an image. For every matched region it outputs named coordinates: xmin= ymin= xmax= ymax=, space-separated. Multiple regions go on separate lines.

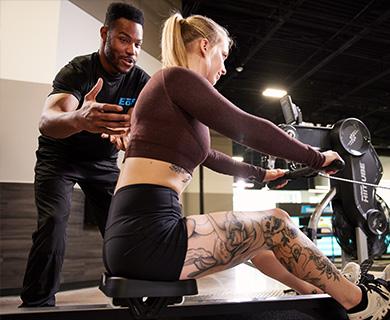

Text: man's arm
xmin=40 ymin=78 xmax=130 ymax=139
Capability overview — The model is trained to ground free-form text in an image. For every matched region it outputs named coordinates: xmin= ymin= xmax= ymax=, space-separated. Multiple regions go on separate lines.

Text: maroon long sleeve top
xmin=125 ymin=67 xmax=324 ymax=182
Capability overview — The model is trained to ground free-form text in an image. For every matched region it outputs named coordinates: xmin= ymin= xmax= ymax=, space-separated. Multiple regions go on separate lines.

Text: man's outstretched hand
xmin=76 ymin=78 xmax=131 ymax=135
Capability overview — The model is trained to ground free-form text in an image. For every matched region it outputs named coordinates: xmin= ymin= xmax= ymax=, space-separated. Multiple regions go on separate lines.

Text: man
xmin=20 ymin=2 xmax=150 ymax=307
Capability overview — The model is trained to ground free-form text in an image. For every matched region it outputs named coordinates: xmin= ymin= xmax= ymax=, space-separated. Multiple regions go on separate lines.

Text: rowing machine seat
xmin=99 ymin=273 xmax=198 ymax=318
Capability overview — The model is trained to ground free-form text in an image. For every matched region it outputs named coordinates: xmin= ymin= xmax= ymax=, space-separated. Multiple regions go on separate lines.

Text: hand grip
xmin=267 ymin=159 xmax=345 ymax=189
xmin=322 ymin=159 xmax=345 ymax=172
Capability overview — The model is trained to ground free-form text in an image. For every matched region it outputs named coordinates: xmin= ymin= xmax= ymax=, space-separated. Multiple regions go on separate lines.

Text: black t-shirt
xmin=38 ymin=52 xmax=150 ymax=161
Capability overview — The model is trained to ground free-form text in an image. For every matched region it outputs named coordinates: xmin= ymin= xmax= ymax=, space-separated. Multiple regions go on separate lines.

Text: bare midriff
xmin=115 ymin=157 xmax=192 ymax=195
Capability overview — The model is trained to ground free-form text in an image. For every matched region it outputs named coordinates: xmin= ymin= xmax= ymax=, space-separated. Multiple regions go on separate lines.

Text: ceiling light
xmin=235 ymin=66 xmax=244 ymax=72
xmin=232 ymin=156 xmax=244 ymax=162
xmin=262 ymin=88 xmax=287 ymax=98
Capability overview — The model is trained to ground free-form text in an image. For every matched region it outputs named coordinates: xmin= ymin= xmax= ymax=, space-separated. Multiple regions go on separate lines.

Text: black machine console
xmin=275 ymin=96 xmax=389 ymax=259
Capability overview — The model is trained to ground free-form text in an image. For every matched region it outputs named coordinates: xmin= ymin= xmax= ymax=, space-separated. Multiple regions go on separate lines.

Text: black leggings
xmin=103 ymin=184 xmax=188 ymax=281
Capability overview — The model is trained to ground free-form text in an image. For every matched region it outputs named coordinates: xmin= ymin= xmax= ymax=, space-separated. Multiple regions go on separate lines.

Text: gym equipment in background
xmin=269 ymin=95 xmax=389 ymax=262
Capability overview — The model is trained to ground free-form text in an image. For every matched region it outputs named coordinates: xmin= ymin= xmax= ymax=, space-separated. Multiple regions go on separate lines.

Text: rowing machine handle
xmin=267 ymin=159 xmax=345 ymax=189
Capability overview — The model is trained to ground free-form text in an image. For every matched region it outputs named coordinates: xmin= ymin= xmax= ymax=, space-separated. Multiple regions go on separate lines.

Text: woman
xmin=103 ymin=13 xmax=390 ymax=320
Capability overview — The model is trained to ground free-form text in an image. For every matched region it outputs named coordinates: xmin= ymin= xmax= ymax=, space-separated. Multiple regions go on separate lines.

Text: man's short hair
xmin=105 ymin=2 xmax=144 ymax=29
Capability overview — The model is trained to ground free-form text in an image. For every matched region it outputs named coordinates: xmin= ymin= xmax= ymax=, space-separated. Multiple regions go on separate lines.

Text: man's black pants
xmin=20 ymin=154 xmax=119 ymax=307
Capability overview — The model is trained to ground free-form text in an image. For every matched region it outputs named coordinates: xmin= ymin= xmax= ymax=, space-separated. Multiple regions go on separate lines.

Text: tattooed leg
xmin=180 ymin=209 xmax=362 ymax=309
xmin=181 ymin=211 xmax=266 ymax=278
xmin=251 ymin=251 xmax=323 ymax=295
xmin=260 ymin=212 xmax=341 ymax=292
xmin=258 ymin=209 xmax=362 ymax=308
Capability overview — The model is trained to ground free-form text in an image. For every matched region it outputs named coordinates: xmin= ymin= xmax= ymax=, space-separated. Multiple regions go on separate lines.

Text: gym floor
xmin=1 ymin=260 xmax=388 ymax=320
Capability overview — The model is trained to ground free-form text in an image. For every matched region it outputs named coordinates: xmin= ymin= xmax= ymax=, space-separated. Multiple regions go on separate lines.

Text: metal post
xmin=308 ymin=187 xmax=337 ymax=245
xmin=356 ymin=227 xmax=369 ymax=263
xmin=199 ymin=165 xmax=204 ymax=214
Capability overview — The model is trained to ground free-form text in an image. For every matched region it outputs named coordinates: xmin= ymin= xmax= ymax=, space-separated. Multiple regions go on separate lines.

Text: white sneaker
xmin=342 ymin=262 xmax=361 ymax=284
xmin=347 ymin=278 xmax=390 ymax=320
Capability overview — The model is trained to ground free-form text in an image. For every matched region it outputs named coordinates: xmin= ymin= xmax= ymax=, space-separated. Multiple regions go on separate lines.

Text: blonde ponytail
xmin=161 ymin=13 xmax=189 ymax=68
xmin=161 ymin=12 xmax=233 ymax=68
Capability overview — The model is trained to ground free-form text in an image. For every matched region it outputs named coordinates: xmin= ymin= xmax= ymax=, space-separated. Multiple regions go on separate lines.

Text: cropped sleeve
xmin=203 ymin=149 xmax=266 ymax=182
xmin=163 ymin=67 xmax=325 ymax=169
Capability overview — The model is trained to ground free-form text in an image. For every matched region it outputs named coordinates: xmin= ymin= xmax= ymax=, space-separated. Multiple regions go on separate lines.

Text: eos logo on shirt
xmin=118 ymin=97 xmax=136 ymax=107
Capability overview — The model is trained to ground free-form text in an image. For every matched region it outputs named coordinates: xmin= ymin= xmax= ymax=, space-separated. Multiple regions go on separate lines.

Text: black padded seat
xmin=99 ymin=273 xmax=198 ymax=318
xmin=99 ymin=273 xmax=198 ymax=298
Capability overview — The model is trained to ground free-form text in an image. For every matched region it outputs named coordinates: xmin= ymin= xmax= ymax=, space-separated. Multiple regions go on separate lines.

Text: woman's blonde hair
xmin=161 ymin=13 xmax=233 ymax=68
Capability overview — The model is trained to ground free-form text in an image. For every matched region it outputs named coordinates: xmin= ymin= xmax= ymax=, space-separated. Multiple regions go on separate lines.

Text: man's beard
xmin=104 ymin=37 xmax=130 ymax=74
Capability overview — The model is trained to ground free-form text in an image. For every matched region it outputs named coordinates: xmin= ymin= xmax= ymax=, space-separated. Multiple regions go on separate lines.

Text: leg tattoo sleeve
xmin=184 ymin=213 xmax=340 ymax=290
xmin=184 ymin=212 xmax=265 ymax=277
xmin=261 ymin=215 xmax=340 ymax=290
